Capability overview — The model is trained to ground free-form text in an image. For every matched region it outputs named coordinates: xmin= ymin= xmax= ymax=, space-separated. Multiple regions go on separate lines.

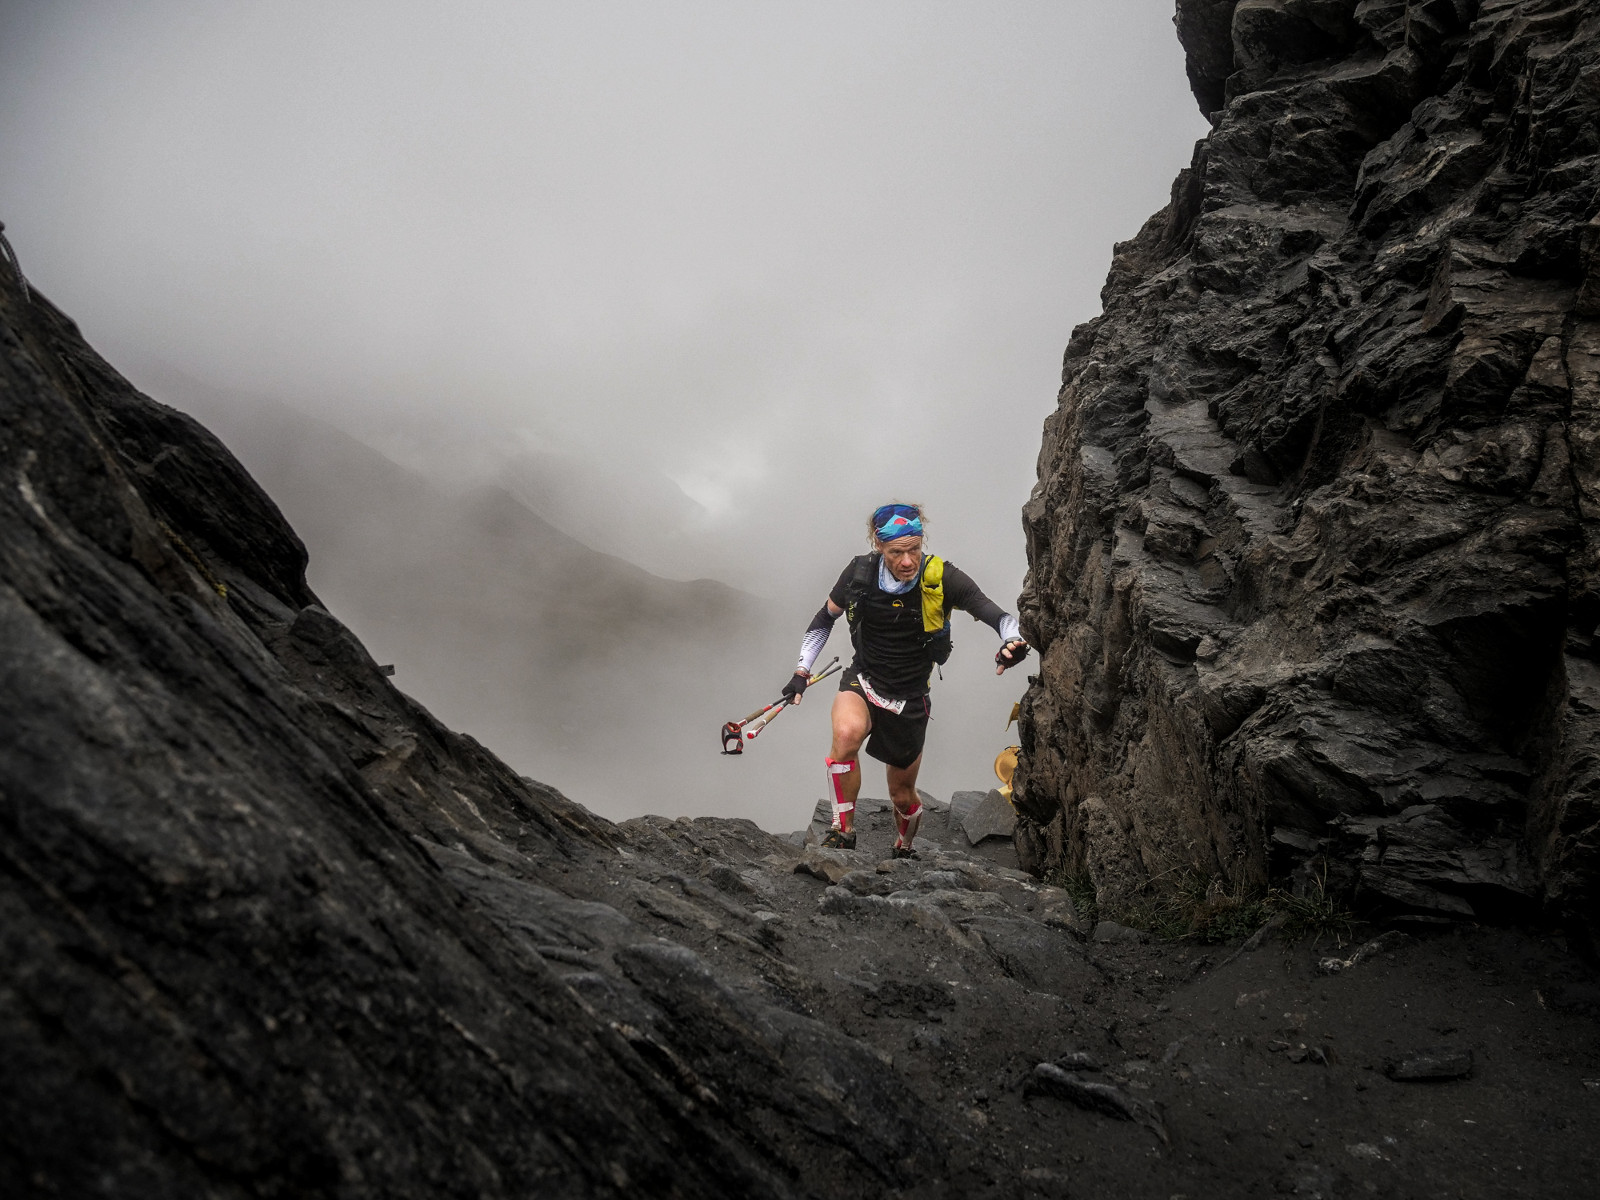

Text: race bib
xmin=858 ymin=675 xmax=908 ymax=715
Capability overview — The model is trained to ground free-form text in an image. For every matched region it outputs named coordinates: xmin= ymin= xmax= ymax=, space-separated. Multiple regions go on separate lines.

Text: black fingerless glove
xmin=781 ymin=672 xmax=809 ymax=701
xmin=996 ymin=640 xmax=1030 ymax=669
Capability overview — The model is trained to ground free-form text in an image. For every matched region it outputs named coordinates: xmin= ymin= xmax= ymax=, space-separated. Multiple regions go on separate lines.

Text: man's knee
xmin=887 ymin=762 xmax=921 ymax=808
xmin=831 ymin=718 xmax=868 ymax=757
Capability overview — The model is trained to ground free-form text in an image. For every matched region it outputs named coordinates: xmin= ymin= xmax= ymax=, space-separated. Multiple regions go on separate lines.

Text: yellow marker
xmin=993 ymin=745 xmax=1020 ymax=800
xmin=1005 ymin=700 xmax=1021 ymax=731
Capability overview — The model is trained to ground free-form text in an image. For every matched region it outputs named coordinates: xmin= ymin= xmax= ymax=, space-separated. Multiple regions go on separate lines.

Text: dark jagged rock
xmin=1 ymin=260 xmax=1595 ymax=1200
xmin=0 ymin=276 xmax=932 ymax=1198
xmin=1016 ymin=0 xmax=1600 ymax=944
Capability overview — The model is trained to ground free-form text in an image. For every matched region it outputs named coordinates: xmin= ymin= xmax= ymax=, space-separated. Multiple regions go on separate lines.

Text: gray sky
xmin=1 ymin=1 xmax=1206 ymax=822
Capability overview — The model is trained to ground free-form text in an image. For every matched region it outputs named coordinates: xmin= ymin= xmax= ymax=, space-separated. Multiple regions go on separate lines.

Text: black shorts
xmin=841 ymin=668 xmax=930 ymax=770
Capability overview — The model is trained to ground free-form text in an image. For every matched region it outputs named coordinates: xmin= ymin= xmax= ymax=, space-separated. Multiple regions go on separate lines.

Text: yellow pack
xmin=920 ymin=555 xmax=946 ymax=633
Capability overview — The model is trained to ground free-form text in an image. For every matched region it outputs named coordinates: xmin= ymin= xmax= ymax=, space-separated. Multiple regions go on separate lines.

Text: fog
xmin=0 ymin=1 xmax=1206 ymax=829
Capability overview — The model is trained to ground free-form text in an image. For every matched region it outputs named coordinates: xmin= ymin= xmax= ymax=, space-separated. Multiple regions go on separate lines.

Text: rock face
xmin=0 ymin=275 xmax=931 ymax=1197
xmin=1016 ymin=0 xmax=1600 ymax=941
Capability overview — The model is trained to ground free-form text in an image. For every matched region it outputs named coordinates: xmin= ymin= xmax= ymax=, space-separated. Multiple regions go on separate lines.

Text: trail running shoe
xmin=891 ymin=845 xmax=919 ymax=860
xmin=821 ymin=829 xmax=856 ymax=850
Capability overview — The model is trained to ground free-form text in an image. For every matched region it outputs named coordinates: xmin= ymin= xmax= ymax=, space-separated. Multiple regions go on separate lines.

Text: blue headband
xmin=873 ymin=504 xmax=923 ymax=542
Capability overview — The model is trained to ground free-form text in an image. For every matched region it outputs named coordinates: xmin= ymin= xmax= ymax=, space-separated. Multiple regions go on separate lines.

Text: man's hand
xmin=995 ymin=639 xmax=1030 ymax=674
xmin=781 ymin=672 xmax=810 ymax=704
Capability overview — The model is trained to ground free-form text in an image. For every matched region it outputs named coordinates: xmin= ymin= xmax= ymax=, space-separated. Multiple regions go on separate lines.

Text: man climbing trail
xmin=783 ymin=503 xmax=1029 ymax=857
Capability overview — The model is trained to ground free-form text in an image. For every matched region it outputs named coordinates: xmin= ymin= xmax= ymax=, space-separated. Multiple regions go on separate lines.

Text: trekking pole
xmin=720 ymin=657 xmax=841 ymax=754
xmin=739 ymin=664 xmax=835 ymax=740
xmin=744 ymin=658 xmax=843 ymax=740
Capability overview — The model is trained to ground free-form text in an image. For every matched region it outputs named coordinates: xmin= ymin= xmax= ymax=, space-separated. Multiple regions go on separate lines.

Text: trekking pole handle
xmin=806 ymin=657 xmax=842 ymax=686
xmin=737 ymin=699 xmax=780 ymax=725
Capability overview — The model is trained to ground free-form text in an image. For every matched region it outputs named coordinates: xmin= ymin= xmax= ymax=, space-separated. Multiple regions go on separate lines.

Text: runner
xmin=783 ymin=502 xmax=1029 ymax=856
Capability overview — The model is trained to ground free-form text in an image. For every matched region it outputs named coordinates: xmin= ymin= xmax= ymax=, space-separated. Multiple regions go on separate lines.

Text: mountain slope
xmin=0 ymin=273 xmax=936 ymax=1197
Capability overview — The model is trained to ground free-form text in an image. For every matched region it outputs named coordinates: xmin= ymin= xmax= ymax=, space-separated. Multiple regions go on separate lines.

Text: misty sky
xmin=1 ymin=1 xmax=1207 ymax=821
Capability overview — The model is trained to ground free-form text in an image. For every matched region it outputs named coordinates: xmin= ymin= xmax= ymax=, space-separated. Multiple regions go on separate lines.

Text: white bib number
xmin=858 ymin=675 xmax=908 ymax=715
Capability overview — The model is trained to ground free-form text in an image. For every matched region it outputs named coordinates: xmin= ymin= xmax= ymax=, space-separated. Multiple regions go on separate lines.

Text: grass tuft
xmin=1275 ymin=869 xmax=1355 ymax=945
xmin=1043 ymin=866 xmax=1100 ymax=926
xmin=1087 ymin=860 xmax=1356 ymax=946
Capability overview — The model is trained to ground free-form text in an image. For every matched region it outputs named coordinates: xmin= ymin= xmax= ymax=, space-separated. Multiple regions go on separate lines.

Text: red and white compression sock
xmin=825 ymin=758 xmax=857 ymax=831
xmin=894 ymin=800 xmax=922 ymax=848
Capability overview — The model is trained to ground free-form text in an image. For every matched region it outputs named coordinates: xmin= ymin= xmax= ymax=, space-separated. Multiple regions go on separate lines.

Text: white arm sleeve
xmin=796 ymin=603 xmax=841 ymax=674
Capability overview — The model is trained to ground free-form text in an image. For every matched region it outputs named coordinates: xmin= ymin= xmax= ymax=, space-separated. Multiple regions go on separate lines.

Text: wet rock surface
xmin=1017 ymin=0 xmax=1600 ymax=943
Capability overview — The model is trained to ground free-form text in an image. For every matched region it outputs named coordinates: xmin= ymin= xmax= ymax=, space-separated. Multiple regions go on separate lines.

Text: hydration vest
xmin=843 ymin=553 xmax=953 ymax=665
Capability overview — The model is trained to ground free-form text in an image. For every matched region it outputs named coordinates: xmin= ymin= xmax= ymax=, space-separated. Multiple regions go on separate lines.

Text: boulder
xmin=0 ymin=276 xmax=938 ymax=1197
xmin=961 ymin=788 xmax=1019 ymax=845
xmin=949 ymin=790 xmax=988 ymax=829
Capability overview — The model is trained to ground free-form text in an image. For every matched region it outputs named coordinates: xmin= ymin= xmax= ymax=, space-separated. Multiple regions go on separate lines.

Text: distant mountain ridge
xmin=121 ymin=362 xmax=781 ymax=810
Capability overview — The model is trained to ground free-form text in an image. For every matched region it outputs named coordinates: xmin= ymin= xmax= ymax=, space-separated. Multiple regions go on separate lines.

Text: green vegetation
xmin=1117 ymin=871 xmax=1268 ymax=944
xmin=1053 ymin=869 xmax=1099 ymax=926
xmin=1274 ymin=880 xmax=1356 ymax=946
xmin=1049 ymin=859 xmax=1355 ymax=947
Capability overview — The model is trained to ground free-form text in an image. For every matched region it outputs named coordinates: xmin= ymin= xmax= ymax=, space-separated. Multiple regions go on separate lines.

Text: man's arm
xmin=941 ymin=563 xmax=1029 ymax=673
xmin=785 ymin=569 xmax=854 ymax=702
xmin=796 ymin=599 xmax=844 ymax=674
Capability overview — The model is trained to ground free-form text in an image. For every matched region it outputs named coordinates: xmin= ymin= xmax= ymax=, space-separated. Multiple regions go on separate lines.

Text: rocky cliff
xmin=0 ymin=271 xmax=942 ymax=1197
xmin=1016 ymin=0 xmax=1600 ymax=944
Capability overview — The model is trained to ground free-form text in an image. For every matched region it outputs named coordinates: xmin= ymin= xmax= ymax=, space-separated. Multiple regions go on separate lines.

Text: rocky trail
xmin=556 ymin=799 xmax=1600 ymax=1198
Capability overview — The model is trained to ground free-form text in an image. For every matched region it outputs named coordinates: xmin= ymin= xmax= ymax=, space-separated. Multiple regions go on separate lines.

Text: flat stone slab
xmin=794 ymin=848 xmax=868 ymax=884
xmin=1386 ymin=1048 xmax=1473 ymax=1082
xmin=949 ymin=790 xmax=987 ymax=829
xmin=961 ymin=788 xmax=1017 ymax=845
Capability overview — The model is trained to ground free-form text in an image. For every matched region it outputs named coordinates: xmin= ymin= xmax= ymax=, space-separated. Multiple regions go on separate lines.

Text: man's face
xmin=880 ymin=536 xmax=923 ymax=581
